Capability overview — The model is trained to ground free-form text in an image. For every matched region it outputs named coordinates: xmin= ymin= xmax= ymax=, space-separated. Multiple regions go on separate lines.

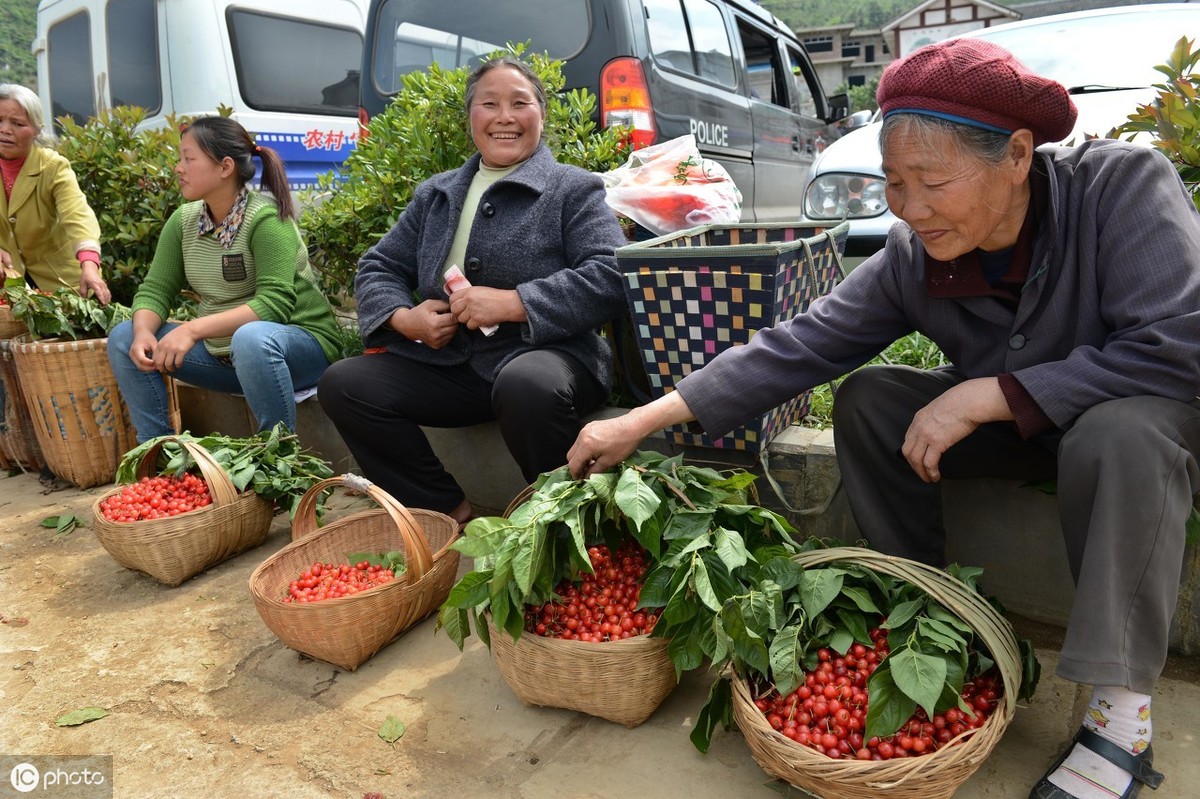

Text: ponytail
xmin=255 ymin=145 xmax=296 ymax=221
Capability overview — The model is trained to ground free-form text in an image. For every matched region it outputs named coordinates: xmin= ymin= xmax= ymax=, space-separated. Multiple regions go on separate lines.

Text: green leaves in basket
xmin=435 ymin=451 xmax=800 ymax=659
xmin=348 ymin=551 xmax=408 ymax=574
xmin=117 ymin=425 xmax=334 ymax=519
xmin=0 ymin=283 xmax=131 ymax=340
xmin=687 ymin=546 xmax=1042 ymax=752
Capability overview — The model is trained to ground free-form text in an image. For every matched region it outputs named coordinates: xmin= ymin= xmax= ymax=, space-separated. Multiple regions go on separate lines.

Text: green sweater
xmin=133 ymin=192 xmax=341 ymax=362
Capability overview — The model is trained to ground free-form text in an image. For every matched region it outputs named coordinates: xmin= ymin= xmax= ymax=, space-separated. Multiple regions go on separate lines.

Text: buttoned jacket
xmin=355 ymin=145 xmax=628 ymax=388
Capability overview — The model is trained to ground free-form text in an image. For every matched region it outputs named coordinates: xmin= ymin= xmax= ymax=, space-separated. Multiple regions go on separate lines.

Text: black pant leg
xmin=318 ymin=353 xmax=494 ymax=513
xmin=832 ymin=365 xmax=1057 ymax=564
xmin=491 ymin=349 xmax=607 ymax=484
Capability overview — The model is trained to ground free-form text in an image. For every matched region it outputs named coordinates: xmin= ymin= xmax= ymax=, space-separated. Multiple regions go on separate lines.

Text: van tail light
xmin=600 ymin=57 xmax=656 ymax=149
xmin=357 ymin=106 xmax=371 ymax=142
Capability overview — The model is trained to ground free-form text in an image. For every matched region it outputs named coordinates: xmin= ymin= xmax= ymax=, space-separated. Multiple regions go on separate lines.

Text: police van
xmin=34 ymin=0 xmax=368 ymax=192
xmin=359 ymin=0 xmax=847 ymax=223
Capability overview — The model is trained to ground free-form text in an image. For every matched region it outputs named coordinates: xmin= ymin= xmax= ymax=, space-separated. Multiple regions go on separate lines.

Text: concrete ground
xmin=1 ymin=469 xmax=1197 ymax=798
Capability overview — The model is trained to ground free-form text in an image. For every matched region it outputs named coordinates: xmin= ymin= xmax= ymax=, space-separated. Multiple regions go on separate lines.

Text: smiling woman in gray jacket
xmin=319 ymin=56 xmax=627 ymax=526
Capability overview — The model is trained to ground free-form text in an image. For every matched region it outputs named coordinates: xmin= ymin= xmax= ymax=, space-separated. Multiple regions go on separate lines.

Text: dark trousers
xmin=832 ymin=365 xmax=1200 ymax=693
xmin=318 ymin=349 xmax=606 ymax=514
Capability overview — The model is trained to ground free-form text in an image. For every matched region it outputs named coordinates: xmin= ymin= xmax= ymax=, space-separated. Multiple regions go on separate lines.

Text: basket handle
xmin=134 ymin=435 xmax=240 ymax=508
xmin=290 ymin=474 xmax=435 ymax=581
xmin=503 ymin=484 xmax=536 ymax=519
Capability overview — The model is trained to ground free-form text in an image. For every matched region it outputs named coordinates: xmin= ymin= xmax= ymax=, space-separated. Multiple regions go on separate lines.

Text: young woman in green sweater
xmin=107 ymin=116 xmax=341 ymax=442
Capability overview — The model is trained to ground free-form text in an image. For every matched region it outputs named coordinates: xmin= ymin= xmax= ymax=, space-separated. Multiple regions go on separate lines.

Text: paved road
xmin=1 ymin=470 xmax=1196 ymax=798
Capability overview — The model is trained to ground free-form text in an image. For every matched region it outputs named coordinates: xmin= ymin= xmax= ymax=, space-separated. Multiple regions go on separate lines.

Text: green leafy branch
xmin=436 ymin=451 xmax=798 ymax=653
xmin=1111 ymin=35 xmax=1200 ymax=210
xmin=1 ymin=283 xmax=131 ymax=341
xmin=117 ymin=425 xmax=334 ymax=519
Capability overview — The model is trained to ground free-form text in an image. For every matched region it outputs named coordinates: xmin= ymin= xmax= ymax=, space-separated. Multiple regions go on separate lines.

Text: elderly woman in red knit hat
xmin=567 ymin=37 xmax=1198 ymax=798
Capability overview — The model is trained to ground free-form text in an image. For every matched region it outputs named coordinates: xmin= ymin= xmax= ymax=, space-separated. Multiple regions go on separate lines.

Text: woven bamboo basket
xmin=730 ymin=547 xmax=1022 ymax=799
xmin=10 ymin=334 xmax=135 ymax=488
xmin=9 ymin=334 xmax=181 ymax=486
xmin=487 ymin=616 xmax=676 ymax=728
xmin=90 ymin=436 xmax=274 ymax=586
xmin=0 ymin=337 xmax=44 ymax=472
xmin=248 ymin=474 xmax=460 ymax=671
xmin=484 ymin=483 xmax=678 ymax=728
xmin=0 ymin=305 xmax=26 ymax=340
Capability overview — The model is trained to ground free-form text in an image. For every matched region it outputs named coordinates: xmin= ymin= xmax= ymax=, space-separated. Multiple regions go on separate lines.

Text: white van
xmin=34 ymin=0 xmax=368 ymax=191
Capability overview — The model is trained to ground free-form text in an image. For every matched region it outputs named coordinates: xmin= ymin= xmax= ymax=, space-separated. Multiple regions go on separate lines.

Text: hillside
xmin=762 ymin=0 xmax=947 ymax=29
xmin=0 ymin=0 xmax=37 ymax=89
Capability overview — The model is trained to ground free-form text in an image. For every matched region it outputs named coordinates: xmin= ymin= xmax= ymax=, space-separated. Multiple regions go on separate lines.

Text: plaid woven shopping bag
xmin=617 ymin=221 xmax=849 ymax=453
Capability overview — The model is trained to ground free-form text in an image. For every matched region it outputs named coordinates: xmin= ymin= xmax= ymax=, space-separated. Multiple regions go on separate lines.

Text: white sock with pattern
xmin=1046 ymin=686 xmax=1151 ymax=798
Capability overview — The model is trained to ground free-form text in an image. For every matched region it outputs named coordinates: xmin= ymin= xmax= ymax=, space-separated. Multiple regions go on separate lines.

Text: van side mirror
xmin=825 ymin=92 xmax=850 ymax=123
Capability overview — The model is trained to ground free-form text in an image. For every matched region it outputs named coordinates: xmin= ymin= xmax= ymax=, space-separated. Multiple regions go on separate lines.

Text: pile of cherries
xmin=524 ymin=541 xmax=660 ymax=642
xmin=281 ymin=560 xmax=397 ymax=603
xmin=98 ymin=474 xmax=213 ymax=522
xmin=752 ymin=625 xmax=1001 ymax=760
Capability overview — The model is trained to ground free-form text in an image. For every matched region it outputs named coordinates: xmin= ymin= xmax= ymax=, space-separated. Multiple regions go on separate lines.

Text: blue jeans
xmin=107 ymin=320 xmax=331 ymax=442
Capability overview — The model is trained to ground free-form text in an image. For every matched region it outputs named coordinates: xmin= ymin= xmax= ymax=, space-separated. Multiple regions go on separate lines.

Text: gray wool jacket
xmin=678 ymin=139 xmax=1200 ymax=437
xmin=355 ymin=145 xmax=628 ymax=388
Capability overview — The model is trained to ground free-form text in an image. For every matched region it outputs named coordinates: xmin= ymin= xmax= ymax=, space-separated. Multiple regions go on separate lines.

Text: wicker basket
xmin=90 ymin=436 xmax=274 ymax=586
xmin=0 ymin=337 xmax=44 ymax=472
xmin=731 ymin=547 xmax=1022 ymax=799
xmin=485 ymin=483 xmax=679 ymax=728
xmin=487 ymin=616 xmax=676 ymax=728
xmin=10 ymin=334 xmax=136 ymax=488
xmin=0 ymin=305 xmax=26 ymax=340
xmin=248 ymin=475 xmax=460 ymax=671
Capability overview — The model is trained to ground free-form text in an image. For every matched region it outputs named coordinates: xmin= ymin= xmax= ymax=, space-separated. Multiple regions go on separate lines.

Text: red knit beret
xmin=876 ymin=37 xmax=1077 ymax=145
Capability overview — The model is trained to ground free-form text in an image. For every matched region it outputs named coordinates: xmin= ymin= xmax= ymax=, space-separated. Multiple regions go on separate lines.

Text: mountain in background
xmin=1 ymin=0 xmax=38 ymax=89
xmin=761 ymin=0 xmax=939 ymax=29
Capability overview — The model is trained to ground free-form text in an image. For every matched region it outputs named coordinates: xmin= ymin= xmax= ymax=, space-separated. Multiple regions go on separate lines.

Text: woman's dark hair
xmin=463 ymin=56 xmax=547 ymax=114
xmin=181 ymin=116 xmax=295 ymax=220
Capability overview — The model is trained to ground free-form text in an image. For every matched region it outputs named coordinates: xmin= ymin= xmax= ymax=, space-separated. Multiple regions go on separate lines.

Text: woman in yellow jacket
xmin=0 ymin=83 xmax=110 ymax=303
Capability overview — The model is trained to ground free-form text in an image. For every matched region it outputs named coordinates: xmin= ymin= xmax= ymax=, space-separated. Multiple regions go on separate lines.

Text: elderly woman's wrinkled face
xmin=469 ymin=66 xmax=545 ymax=168
xmin=0 ymin=98 xmax=37 ymax=161
xmin=882 ymin=125 xmax=1030 ymax=260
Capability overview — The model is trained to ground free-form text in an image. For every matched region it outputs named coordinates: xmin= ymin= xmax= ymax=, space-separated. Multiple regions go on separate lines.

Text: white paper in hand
xmin=444 ymin=264 xmax=498 ymax=336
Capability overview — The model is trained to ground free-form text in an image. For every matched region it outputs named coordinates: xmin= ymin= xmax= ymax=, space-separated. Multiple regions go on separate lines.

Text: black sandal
xmin=1029 ymin=726 xmax=1164 ymax=798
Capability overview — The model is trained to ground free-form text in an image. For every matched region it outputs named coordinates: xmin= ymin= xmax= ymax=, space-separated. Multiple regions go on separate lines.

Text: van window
xmin=785 ymin=44 xmax=819 ymax=119
xmin=227 ymin=10 xmax=363 ymax=116
xmin=737 ymin=21 xmax=786 ymax=106
xmin=645 ymin=0 xmax=735 ymax=88
xmin=46 ymin=11 xmax=94 ymax=130
xmin=369 ymin=0 xmax=590 ymax=96
xmin=106 ymin=0 xmax=161 ymax=113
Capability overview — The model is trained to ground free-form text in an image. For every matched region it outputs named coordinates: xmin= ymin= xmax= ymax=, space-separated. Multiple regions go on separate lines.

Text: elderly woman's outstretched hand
xmin=567 ymin=413 xmax=647 ymax=478
xmin=567 ymin=391 xmax=697 ymax=478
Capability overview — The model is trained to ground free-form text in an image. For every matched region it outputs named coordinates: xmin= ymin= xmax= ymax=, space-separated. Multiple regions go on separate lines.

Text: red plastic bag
xmin=600 ymin=135 xmax=743 ymax=236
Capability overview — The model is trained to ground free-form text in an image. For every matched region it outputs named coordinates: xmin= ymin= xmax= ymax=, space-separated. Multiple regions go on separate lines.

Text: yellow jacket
xmin=0 ymin=145 xmax=102 ymax=291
